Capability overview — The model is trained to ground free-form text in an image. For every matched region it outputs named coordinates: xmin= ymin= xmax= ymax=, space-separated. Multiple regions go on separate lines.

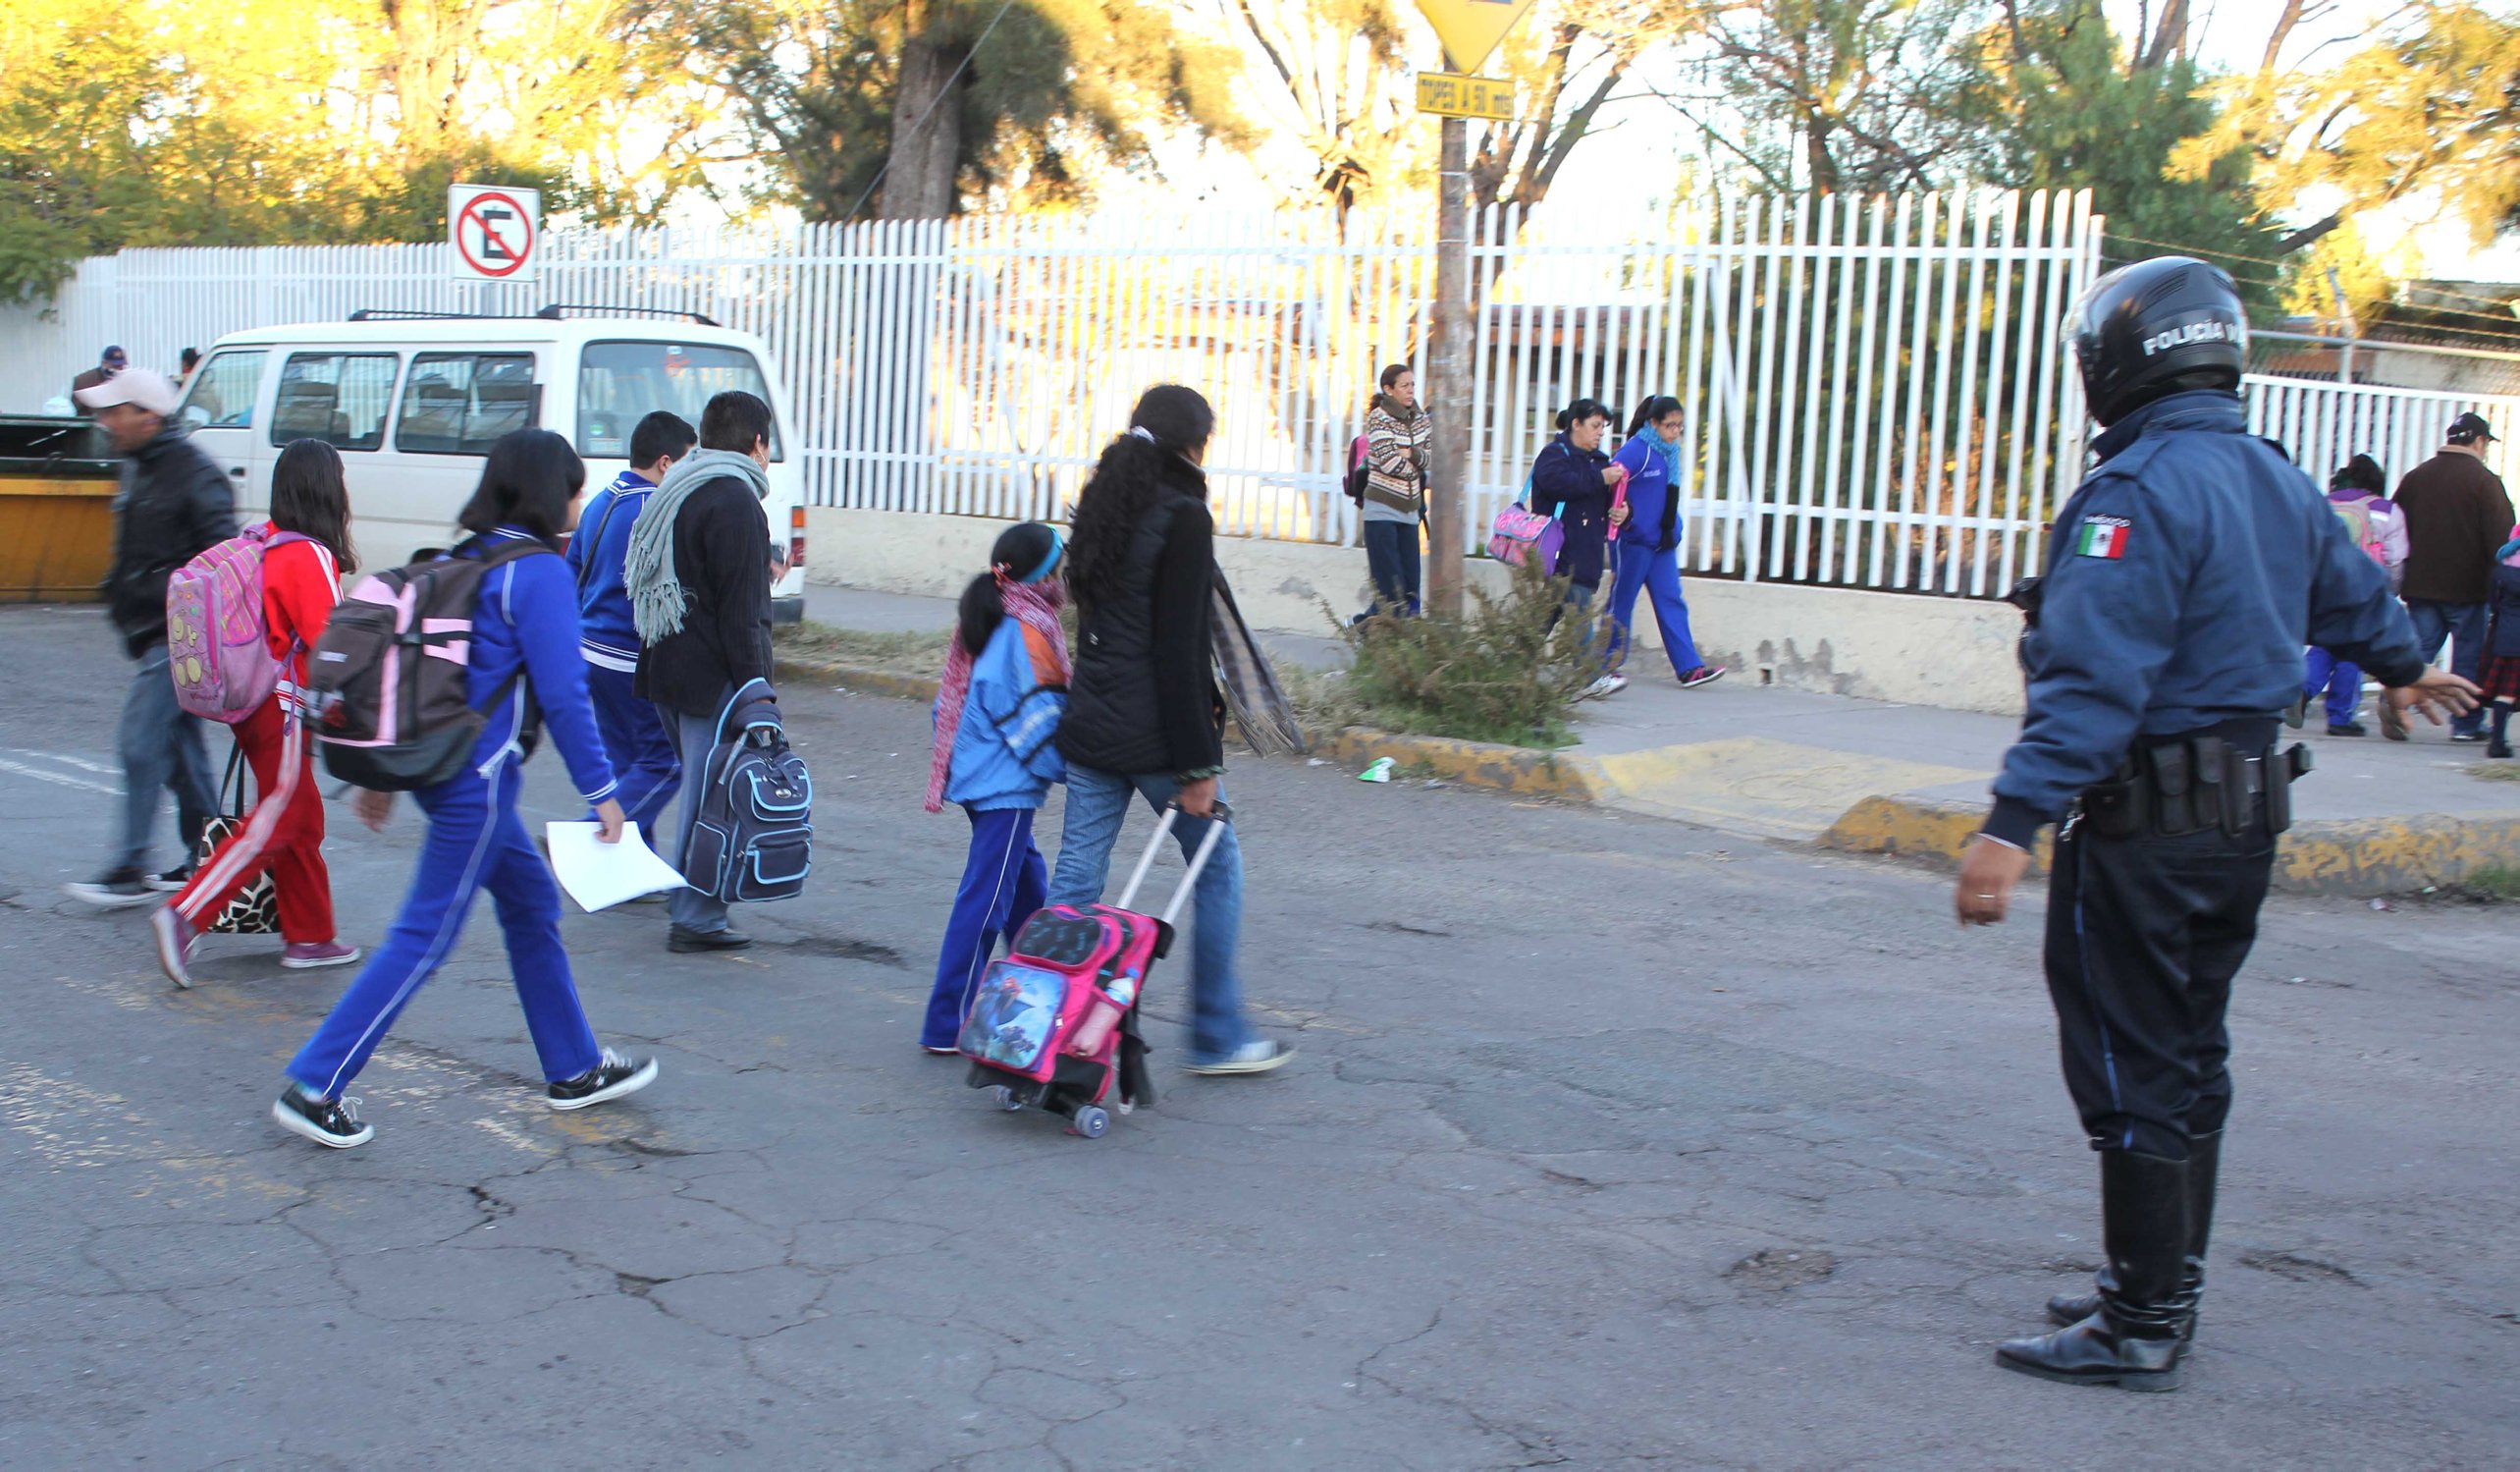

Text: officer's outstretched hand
xmin=2389 ymin=669 xmax=2482 ymax=727
xmin=1955 ymin=834 xmax=2032 ymax=927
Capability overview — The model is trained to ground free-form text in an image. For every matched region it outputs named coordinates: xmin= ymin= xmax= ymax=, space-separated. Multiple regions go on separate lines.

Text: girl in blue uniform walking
xmin=1606 ymin=396 xmax=1725 ymax=691
xmin=274 ymin=429 xmax=656 ymax=1149
xmin=919 ymin=523 xmax=1069 ymax=1052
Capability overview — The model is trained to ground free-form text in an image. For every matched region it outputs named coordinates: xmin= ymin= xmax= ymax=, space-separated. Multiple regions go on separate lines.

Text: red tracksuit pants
xmin=173 ymin=696 xmax=335 ymax=944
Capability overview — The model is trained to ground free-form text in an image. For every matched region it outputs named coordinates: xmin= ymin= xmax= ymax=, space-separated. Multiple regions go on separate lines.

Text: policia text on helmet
xmin=1951 ymin=256 xmax=2480 ymax=1391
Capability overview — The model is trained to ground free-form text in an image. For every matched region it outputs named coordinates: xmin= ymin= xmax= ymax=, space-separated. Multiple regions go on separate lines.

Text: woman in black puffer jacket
xmin=1045 ymin=385 xmax=1291 ymax=1076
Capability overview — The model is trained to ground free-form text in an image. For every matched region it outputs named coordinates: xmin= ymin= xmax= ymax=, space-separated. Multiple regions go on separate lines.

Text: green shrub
xmin=2459 ymin=864 xmax=2520 ymax=902
xmin=1321 ymin=558 xmax=1602 ymax=747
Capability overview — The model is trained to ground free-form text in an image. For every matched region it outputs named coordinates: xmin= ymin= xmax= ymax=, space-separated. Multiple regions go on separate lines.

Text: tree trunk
xmin=880 ymin=31 xmax=964 ymax=220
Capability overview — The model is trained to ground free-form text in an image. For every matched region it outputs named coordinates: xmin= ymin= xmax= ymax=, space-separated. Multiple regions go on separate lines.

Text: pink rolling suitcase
xmin=960 ymin=801 xmax=1231 ymax=1138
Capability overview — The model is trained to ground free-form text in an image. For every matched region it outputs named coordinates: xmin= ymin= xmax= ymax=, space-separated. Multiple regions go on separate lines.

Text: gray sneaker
xmin=1183 ymin=1040 xmax=1295 ymax=1076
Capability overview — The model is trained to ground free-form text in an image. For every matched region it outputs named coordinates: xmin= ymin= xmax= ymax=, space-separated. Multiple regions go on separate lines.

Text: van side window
xmin=398 ymin=354 xmax=539 ymax=455
xmin=179 ymin=350 xmax=267 ymax=431
xmin=271 ymin=353 xmax=399 ymax=451
xmin=578 ymin=341 xmax=782 ymax=462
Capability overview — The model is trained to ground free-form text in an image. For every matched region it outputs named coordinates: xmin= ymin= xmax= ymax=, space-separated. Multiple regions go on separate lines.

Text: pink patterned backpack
xmin=165 ymin=525 xmax=310 ymax=724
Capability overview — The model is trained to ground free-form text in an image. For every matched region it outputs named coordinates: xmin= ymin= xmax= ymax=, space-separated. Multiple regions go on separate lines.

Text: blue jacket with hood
xmin=563 ymin=468 xmax=653 ymax=674
xmin=938 ymin=616 xmax=1067 ymax=811
xmin=1986 ymin=390 xmax=2424 ymax=846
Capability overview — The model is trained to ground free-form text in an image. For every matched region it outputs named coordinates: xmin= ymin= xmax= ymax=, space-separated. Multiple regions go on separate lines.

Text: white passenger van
xmin=176 ymin=307 xmax=807 ymax=622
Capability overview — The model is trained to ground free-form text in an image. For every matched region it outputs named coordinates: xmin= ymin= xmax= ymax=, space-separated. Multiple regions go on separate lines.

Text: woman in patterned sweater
xmin=1357 ymin=362 xmax=1431 ymax=620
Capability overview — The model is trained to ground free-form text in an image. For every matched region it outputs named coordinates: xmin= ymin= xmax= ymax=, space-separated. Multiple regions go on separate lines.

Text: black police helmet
xmin=2069 ymin=256 xmax=2247 ymax=425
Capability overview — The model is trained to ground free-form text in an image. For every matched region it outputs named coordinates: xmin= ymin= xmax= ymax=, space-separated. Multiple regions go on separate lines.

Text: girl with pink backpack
xmin=151 ymin=440 xmax=364 ymax=987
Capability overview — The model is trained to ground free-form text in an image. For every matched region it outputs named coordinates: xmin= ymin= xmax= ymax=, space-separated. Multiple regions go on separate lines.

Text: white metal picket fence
xmin=7 ymin=194 xmax=2513 ymax=599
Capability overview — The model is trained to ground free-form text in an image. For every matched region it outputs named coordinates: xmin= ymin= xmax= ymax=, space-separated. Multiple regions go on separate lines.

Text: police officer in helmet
xmin=1956 ymin=257 xmax=2477 ymax=1390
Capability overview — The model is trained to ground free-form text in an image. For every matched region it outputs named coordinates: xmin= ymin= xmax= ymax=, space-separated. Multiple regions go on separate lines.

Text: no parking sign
xmin=448 ymin=185 xmax=540 ymax=282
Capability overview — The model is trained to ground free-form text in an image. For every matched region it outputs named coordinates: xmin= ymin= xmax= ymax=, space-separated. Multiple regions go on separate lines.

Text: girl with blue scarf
xmin=1605 ymin=396 xmax=1725 ymax=689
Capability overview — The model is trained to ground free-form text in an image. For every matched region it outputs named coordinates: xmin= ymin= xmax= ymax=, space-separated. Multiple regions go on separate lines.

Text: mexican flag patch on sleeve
xmin=2075 ymin=515 xmax=2131 ymax=559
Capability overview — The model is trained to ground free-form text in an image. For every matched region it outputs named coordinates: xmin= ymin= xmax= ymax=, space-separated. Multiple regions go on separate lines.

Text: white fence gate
xmin=7 ymin=194 xmax=2513 ymax=599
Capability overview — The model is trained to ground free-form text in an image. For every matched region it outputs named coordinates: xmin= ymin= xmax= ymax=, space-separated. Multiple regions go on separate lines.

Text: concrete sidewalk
xmin=803 ymin=583 xmax=2520 ymax=891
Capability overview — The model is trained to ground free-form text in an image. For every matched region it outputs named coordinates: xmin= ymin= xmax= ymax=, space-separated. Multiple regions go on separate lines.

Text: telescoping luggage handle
xmin=1113 ymin=800 xmax=1233 ymax=928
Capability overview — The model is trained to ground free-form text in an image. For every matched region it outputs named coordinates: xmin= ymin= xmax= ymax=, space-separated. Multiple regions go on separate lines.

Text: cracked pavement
xmin=1 ymin=604 xmax=2513 ymax=1469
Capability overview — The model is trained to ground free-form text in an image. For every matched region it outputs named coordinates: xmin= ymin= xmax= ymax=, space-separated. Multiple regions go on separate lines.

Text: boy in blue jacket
xmin=919 ymin=524 xmax=1069 ymax=1053
xmin=566 ymin=410 xmax=696 ymax=844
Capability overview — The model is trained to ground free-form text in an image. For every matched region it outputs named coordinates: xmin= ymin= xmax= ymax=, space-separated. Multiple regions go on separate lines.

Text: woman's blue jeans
xmin=1046 ymin=765 xmax=1254 ymax=1064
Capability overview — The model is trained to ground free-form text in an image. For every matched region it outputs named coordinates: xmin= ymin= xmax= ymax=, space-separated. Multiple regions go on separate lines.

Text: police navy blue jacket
xmin=1985 ymin=391 xmax=2425 ymax=847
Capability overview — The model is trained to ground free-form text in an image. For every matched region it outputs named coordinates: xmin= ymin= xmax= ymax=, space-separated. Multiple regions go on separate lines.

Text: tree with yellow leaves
xmin=2171 ymin=2 xmax=2520 ymax=256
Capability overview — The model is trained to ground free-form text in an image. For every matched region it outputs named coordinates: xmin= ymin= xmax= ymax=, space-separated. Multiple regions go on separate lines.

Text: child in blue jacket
xmin=1606 ymin=395 xmax=1725 ymax=691
xmin=919 ymin=523 xmax=1069 ymax=1052
xmin=274 ymin=430 xmax=657 ymax=1149
xmin=565 ymin=409 xmax=696 ymax=842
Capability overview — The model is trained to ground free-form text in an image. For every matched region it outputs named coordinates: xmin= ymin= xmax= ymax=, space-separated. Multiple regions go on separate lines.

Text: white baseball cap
xmin=75 ymin=367 xmax=180 ymax=416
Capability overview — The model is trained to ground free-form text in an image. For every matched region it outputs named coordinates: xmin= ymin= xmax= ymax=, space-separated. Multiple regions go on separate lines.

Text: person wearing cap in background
xmin=62 ymin=368 xmax=239 ymax=908
xmin=1954 ymin=256 xmax=2475 ymax=1392
xmin=2386 ymin=411 xmax=2513 ymax=742
xmin=72 ymin=345 xmax=128 ymax=401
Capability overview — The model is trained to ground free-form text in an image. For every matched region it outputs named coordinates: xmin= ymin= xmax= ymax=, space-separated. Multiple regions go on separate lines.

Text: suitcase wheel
xmin=1068 ymin=1106 xmax=1109 ymax=1139
xmin=989 ymin=1085 xmax=1024 ymax=1113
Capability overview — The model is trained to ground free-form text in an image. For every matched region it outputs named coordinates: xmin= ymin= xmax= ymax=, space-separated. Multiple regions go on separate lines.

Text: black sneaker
xmin=272 ymin=1085 xmax=373 ymax=1148
xmin=146 ymin=865 xmax=193 ymax=893
xmin=547 ymin=1049 xmax=659 ymax=1111
xmin=2450 ymin=730 xmax=2489 ymax=743
xmin=64 ymin=870 xmax=157 ymax=909
xmin=668 ymin=925 xmax=752 ymax=953
xmin=1677 ymin=666 xmax=1728 ymax=690
xmin=2327 ymin=721 xmax=2367 ymax=737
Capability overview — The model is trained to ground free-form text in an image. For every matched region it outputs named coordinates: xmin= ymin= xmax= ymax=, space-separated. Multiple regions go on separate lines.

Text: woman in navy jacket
xmin=1528 ymin=398 xmax=1624 ymax=601
xmin=273 ymin=430 xmax=657 ymax=1149
xmin=1528 ymin=399 xmax=1628 ymax=697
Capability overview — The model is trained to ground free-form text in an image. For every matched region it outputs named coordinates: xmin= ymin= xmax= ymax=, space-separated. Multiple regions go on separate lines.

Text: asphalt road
xmin=1 ymin=604 xmax=2512 ymax=1470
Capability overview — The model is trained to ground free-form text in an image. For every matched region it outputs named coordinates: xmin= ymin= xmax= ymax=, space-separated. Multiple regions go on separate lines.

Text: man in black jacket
xmin=67 ymin=369 xmax=237 ymax=907
xmin=627 ymin=390 xmax=778 ymax=953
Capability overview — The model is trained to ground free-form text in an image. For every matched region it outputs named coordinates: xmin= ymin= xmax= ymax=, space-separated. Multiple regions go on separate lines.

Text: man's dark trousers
xmin=2041 ymin=816 xmax=2275 ymax=1163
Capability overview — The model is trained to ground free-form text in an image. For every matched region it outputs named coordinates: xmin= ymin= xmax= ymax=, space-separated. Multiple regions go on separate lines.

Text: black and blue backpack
xmin=681 ymin=678 xmax=813 ymax=902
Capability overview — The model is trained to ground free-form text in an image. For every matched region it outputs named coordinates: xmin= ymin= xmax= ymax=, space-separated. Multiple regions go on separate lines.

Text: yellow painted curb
xmin=1819 ymin=794 xmax=2520 ymax=898
xmin=774 ymin=655 xmax=939 ymax=705
xmin=2273 ymin=814 xmax=2520 ymax=896
xmin=1816 ymin=796 xmax=2053 ymax=876
xmin=1325 ymin=727 xmax=1603 ymax=803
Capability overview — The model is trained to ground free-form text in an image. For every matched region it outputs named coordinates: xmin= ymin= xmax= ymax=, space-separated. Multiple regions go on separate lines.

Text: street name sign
xmin=449 ymin=185 xmax=541 ymax=282
xmin=1416 ymin=72 xmax=1515 ymax=122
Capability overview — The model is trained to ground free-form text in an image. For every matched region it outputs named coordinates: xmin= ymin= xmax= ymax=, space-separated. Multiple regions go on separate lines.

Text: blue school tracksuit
xmin=920 ymin=618 xmax=1067 ymax=1050
xmin=289 ymin=529 xmax=621 ymax=1098
xmin=564 ymin=469 xmax=681 ymax=841
xmin=1605 ymin=431 xmax=1706 ymax=677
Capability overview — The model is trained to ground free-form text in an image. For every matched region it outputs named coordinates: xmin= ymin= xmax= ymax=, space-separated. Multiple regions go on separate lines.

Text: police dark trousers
xmin=2044 ymin=724 xmax=2283 ymax=1161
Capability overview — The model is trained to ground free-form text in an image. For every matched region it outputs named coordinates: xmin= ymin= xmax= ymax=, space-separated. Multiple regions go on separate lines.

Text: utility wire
xmin=2109 ymin=229 xmax=2520 ymax=323
xmin=841 ymin=0 xmax=1021 ymax=224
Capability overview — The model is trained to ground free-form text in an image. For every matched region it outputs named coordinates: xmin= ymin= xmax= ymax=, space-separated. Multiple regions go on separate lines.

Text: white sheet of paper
xmin=544 ymin=821 xmax=689 ymax=912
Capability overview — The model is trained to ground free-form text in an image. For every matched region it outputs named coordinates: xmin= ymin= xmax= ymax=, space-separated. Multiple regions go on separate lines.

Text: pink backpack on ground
xmin=962 ymin=804 xmax=1230 ymax=1139
xmin=165 ymin=526 xmax=311 ymax=724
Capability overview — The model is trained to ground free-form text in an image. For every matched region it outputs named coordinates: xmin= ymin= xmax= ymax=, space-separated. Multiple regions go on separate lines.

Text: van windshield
xmin=577 ymin=341 xmax=783 ymax=463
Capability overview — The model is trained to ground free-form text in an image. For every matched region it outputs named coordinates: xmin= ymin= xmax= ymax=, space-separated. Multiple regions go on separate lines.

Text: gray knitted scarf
xmin=623 ymin=448 xmax=771 ymax=644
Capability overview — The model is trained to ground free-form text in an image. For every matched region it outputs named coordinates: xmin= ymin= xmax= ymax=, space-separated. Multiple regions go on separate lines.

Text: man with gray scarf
xmin=627 ymin=390 xmax=779 ymax=953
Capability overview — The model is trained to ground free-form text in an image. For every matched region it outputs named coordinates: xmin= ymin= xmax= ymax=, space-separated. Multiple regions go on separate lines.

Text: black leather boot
xmin=2000 ymin=1150 xmax=2191 ymax=1390
xmin=2047 ymin=1130 xmax=2220 ymax=1332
